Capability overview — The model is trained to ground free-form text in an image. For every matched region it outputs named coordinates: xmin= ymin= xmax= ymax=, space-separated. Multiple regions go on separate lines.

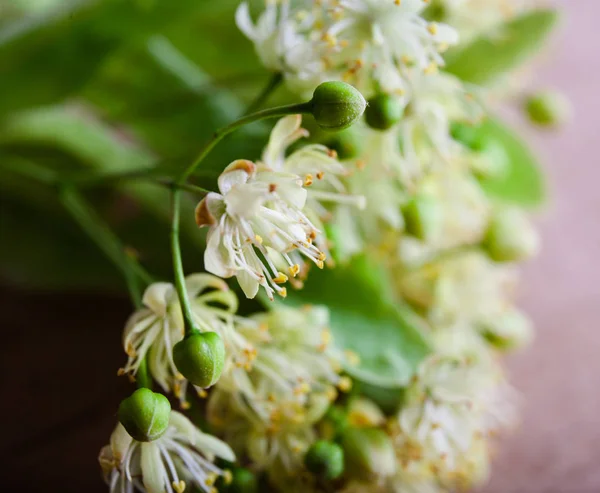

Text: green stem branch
xmin=170 ymin=188 xmax=197 ymax=335
xmin=177 ymin=101 xmax=312 ymax=185
xmin=244 ymin=72 xmax=283 ymax=115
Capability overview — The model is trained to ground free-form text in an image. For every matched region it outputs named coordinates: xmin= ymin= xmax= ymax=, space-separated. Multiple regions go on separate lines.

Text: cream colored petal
xmin=141 ymin=442 xmax=167 ymax=493
xmin=142 ymin=282 xmax=175 ymax=317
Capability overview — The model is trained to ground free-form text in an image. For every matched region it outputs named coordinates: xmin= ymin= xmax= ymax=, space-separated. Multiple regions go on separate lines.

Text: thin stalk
xmin=177 ymin=101 xmax=312 ymax=185
xmin=170 ymin=188 xmax=197 ymax=335
xmin=244 ymin=72 xmax=283 ymax=115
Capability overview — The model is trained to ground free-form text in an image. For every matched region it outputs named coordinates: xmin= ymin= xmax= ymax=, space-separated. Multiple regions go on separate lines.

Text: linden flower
xmin=394 ymin=356 xmax=514 ymax=479
xmin=236 ymin=1 xmax=324 ymax=93
xmin=318 ymin=0 xmax=459 ymax=94
xmin=120 ymin=275 xmax=245 ymax=408
xmin=437 ymin=0 xmax=528 ymax=43
xmin=99 ymin=412 xmax=235 ymax=493
xmin=195 ymin=159 xmax=326 ymax=300
xmin=207 ymin=306 xmax=348 ymax=480
xmin=259 ymin=115 xmax=366 ymax=269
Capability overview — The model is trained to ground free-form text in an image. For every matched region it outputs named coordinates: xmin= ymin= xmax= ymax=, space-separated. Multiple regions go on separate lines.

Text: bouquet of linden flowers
xmin=2 ymin=0 xmax=569 ymax=492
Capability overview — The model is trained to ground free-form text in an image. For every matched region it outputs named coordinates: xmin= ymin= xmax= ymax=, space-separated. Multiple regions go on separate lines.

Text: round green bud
xmin=173 ymin=330 xmax=225 ymax=388
xmin=305 ymin=440 xmax=345 ymax=480
xmin=483 ymin=208 xmax=540 ymax=262
xmin=310 ymin=81 xmax=366 ymax=131
xmin=402 ymin=195 xmax=443 ymax=242
xmin=341 ymin=428 xmax=396 ymax=480
xmin=364 ymin=93 xmax=404 ymax=131
xmin=117 ymin=388 xmax=171 ymax=442
xmin=525 ymin=90 xmax=571 ymax=128
xmin=217 ymin=467 xmax=258 ymax=493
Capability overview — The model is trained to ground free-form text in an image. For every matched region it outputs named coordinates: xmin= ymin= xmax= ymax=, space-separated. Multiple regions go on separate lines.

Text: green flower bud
xmin=402 ymin=195 xmax=443 ymax=242
xmin=364 ymin=93 xmax=404 ymax=131
xmin=217 ymin=467 xmax=258 ymax=493
xmin=173 ymin=330 xmax=225 ymax=388
xmin=341 ymin=428 xmax=396 ymax=480
xmin=481 ymin=309 xmax=534 ymax=351
xmin=117 ymin=388 xmax=171 ymax=442
xmin=525 ymin=90 xmax=571 ymax=128
xmin=304 ymin=440 xmax=345 ymax=480
xmin=309 ymin=81 xmax=366 ymax=131
xmin=483 ymin=208 xmax=540 ymax=262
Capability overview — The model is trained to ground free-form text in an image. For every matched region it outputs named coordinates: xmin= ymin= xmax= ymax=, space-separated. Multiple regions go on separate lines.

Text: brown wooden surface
xmin=1 ymin=1 xmax=598 ymax=491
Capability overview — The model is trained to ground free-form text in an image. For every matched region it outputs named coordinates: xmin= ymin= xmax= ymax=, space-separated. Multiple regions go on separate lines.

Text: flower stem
xmin=170 ymin=188 xmax=197 ymax=335
xmin=177 ymin=101 xmax=312 ymax=185
xmin=244 ymin=72 xmax=283 ymax=115
xmin=59 ymin=186 xmax=150 ymax=308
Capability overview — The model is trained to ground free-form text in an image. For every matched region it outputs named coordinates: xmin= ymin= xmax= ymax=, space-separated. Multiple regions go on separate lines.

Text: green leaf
xmin=0 ymin=0 xmax=203 ymax=114
xmin=444 ymin=9 xmax=559 ymax=85
xmin=455 ymin=118 xmax=546 ymax=207
xmin=284 ymin=256 xmax=431 ymax=387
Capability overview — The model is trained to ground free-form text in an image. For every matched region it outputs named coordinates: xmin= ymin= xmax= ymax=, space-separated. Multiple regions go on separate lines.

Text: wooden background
xmin=1 ymin=1 xmax=598 ymax=491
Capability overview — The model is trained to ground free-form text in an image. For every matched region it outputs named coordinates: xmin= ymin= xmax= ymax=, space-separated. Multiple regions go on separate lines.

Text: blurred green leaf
xmin=471 ymin=118 xmax=546 ymax=207
xmin=444 ymin=9 xmax=559 ymax=85
xmin=284 ymin=256 xmax=431 ymax=387
xmin=0 ymin=0 xmax=206 ymax=114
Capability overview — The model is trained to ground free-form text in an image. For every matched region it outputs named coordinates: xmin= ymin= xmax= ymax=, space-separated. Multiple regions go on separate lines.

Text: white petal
xmin=141 ymin=443 xmax=168 ymax=493
xmin=185 ymin=273 xmax=229 ymax=298
xmin=235 ymin=2 xmax=256 ymax=40
xmin=142 ymin=282 xmax=175 ymax=317
xmin=262 ymin=115 xmax=305 ymax=168
xmin=192 ymin=430 xmax=236 ymax=462
xmin=204 ymin=227 xmax=235 ymax=278
xmin=110 ymin=423 xmax=133 ymax=461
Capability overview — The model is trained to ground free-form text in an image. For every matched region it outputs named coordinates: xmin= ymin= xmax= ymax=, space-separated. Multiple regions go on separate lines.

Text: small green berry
xmin=525 ymin=90 xmax=571 ymax=128
xmin=310 ymin=81 xmax=366 ymax=131
xmin=305 ymin=440 xmax=345 ymax=480
xmin=365 ymin=93 xmax=404 ymax=131
xmin=341 ymin=428 xmax=396 ymax=480
xmin=118 ymin=388 xmax=171 ymax=442
xmin=173 ymin=330 xmax=225 ymax=388
xmin=218 ymin=467 xmax=258 ymax=493
xmin=403 ymin=195 xmax=443 ymax=242
xmin=483 ymin=208 xmax=540 ymax=262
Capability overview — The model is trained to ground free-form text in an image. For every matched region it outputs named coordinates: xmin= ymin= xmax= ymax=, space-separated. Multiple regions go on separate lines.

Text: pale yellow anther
xmin=318 ymin=252 xmax=327 ymax=261
xmin=117 ymin=368 xmax=126 ymax=377
xmin=322 ymin=329 xmax=332 ymax=346
xmin=205 ymin=473 xmax=218 ymax=487
xmin=173 ymin=480 xmax=186 ymax=493
xmin=304 ymin=174 xmax=313 ymax=186
xmin=223 ymin=470 xmax=233 ymax=485
xmin=175 ymin=372 xmax=185 ymax=381
xmin=338 ymin=376 xmax=353 ymax=392
xmin=316 ymin=170 xmax=326 ymax=180
xmin=294 ymin=382 xmax=311 ymax=395
xmin=427 ymin=22 xmax=438 ymax=35
xmin=322 ymin=32 xmax=337 ymax=47
xmin=173 ymin=383 xmax=182 ymax=398
xmin=316 ymin=260 xmax=325 ymax=269
xmin=127 ymin=374 xmax=136 ymax=384
xmin=126 ymin=343 xmax=136 ymax=358
xmin=395 ymin=0 xmax=401 ymax=5
xmin=326 ymin=387 xmax=338 ymax=401
xmin=254 ymin=234 xmax=263 ymax=244
xmin=424 ymin=62 xmax=438 ymax=75
xmin=289 ymin=264 xmax=300 ymax=277
xmin=279 ymin=287 xmax=288 ymax=298
xmin=181 ymin=401 xmax=191 ymax=410
xmin=273 ymin=272 xmax=288 ymax=284
xmin=196 ymin=388 xmax=208 ymax=398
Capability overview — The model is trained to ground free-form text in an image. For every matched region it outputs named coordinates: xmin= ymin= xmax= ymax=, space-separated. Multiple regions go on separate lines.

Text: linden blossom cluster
xmin=98 ymin=0 xmax=551 ymax=491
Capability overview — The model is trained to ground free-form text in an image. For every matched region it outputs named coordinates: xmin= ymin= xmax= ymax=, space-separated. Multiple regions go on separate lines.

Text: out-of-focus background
xmin=0 ymin=0 xmax=598 ymax=492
